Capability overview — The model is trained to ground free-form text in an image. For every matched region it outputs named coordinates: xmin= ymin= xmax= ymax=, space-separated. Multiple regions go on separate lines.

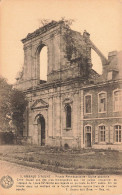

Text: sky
xmin=0 ymin=0 xmax=122 ymax=84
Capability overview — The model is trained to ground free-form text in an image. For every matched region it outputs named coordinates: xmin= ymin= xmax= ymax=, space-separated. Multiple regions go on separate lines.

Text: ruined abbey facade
xmin=15 ymin=21 xmax=122 ymax=150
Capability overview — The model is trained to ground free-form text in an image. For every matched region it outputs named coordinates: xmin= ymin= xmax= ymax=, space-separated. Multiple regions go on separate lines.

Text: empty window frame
xmin=98 ymin=92 xmax=107 ymax=113
xmin=113 ymin=90 xmax=122 ymax=112
xmin=114 ymin=125 xmax=122 ymax=143
xmin=84 ymin=95 xmax=92 ymax=114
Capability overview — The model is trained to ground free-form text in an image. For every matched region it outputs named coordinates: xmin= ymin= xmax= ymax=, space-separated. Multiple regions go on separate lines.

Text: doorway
xmin=85 ymin=133 xmax=91 ymax=147
xmin=85 ymin=126 xmax=92 ymax=147
xmin=37 ymin=115 xmax=45 ymax=146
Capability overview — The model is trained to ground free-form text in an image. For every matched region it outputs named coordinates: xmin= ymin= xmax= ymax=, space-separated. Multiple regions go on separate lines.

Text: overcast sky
xmin=0 ymin=0 xmax=122 ymax=84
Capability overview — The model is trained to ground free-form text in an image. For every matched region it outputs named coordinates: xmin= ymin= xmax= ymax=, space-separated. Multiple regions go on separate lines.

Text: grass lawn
xmin=0 ymin=145 xmax=122 ymax=174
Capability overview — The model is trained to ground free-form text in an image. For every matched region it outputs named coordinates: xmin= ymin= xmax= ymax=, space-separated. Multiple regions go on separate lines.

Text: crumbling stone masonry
xmin=15 ymin=21 xmax=122 ymax=149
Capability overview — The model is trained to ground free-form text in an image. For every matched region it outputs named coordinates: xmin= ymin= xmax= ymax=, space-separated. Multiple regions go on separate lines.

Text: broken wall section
xmin=58 ymin=26 xmax=93 ymax=81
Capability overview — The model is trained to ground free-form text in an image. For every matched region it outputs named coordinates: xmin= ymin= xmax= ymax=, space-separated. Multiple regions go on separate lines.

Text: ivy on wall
xmin=62 ymin=21 xmax=91 ymax=78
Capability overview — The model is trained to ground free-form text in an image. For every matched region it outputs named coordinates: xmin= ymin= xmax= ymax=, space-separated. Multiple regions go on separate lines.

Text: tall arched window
xmin=40 ymin=46 xmax=48 ymax=82
xmin=65 ymin=104 xmax=71 ymax=128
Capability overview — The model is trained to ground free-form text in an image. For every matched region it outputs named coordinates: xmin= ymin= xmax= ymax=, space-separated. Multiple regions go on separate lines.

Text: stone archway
xmin=37 ymin=114 xmax=45 ymax=146
xmin=35 ymin=43 xmax=48 ymax=83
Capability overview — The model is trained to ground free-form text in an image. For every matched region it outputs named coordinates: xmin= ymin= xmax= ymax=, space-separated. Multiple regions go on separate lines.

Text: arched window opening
xmin=40 ymin=46 xmax=48 ymax=82
xmin=91 ymin=49 xmax=102 ymax=75
xmin=66 ymin=104 xmax=71 ymax=128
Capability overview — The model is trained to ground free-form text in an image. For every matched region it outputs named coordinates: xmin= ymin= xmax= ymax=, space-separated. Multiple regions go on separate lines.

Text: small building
xmin=15 ymin=21 xmax=122 ymax=150
xmin=83 ymin=51 xmax=122 ymax=150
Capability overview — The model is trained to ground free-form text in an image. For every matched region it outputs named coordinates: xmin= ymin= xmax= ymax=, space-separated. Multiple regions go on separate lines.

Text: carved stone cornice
xmin=21 ymin=21 xmax=63 ymax=43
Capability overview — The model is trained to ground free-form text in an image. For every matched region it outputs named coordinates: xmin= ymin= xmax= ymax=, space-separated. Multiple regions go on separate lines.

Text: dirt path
xmin=0 ymin=160 xmax=58 ymax=177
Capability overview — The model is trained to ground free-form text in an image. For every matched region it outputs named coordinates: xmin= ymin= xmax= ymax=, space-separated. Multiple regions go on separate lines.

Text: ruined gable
xmin=16 ymin=20 xmax=104 ymax=90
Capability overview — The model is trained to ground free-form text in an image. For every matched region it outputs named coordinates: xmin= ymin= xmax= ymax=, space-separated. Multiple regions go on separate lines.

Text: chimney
xmin=108 ymin=51 xmax=117 ymax=62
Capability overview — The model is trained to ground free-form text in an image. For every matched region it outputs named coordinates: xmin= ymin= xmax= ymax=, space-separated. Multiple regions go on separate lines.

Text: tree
xmin=9 ymin=89 xmax=28 ymax=136
xmin=0 ymin=76 xmax=28 ymax=136
xmin=0 ymin=77 xmax=12 ymax=131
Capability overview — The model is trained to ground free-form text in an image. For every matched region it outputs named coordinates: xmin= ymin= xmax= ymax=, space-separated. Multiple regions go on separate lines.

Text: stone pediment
xmin=31 ymin=99 xmax=49 ymax=110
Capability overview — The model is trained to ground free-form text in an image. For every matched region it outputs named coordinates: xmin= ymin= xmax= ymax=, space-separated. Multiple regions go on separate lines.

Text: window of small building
xmin=99 ymin=125 xmax=106 ymax=142
xmin=113 ymin=90 xmax=122 ymax=112
xmin=65 ymin=104 xmax=71 ymax=128
xmin=84 ymin=95 xmax=92 ymax=114
xmin=98 ymin=92 xmax=107 ymax=113
xmin=114 ymin=125 xmax=122 ymax=143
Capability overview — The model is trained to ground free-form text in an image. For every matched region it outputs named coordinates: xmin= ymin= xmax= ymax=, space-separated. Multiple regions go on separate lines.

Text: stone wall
xmin=23 ymin=79 xmax=83 ymax=148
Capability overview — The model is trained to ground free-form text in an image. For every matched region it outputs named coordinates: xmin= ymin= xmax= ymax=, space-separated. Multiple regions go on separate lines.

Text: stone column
xmin=33 ymin=124 xmax=38 ymax=145
xmin=73 ymin=94 xmax=78 ymax=137
xmin=48 ymin=97 xmax=53 ymax=137
xmin=55 ymin=95 xmax=61 ymax=136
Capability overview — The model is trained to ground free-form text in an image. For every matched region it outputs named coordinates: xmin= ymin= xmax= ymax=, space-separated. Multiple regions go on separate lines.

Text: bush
xmin=28 ymin=157 xmax=34 ymax=162
xmin=39 ymin=159 xmax=46 ymax=164
xmin=0 ymin=131 xmax=15 ymax=144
